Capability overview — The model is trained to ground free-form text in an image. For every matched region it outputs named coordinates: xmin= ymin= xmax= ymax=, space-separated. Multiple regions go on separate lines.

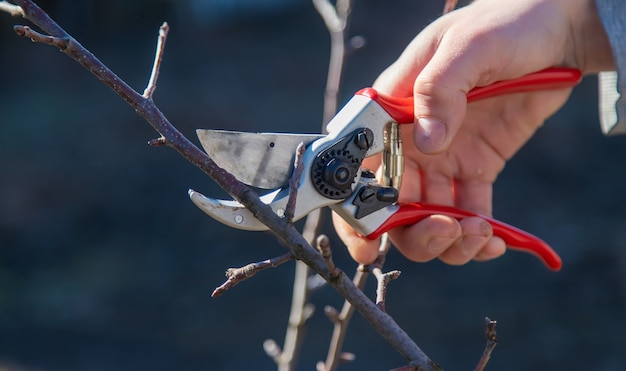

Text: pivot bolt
xmin=323 ymin=158 xmax=354 ymax=190
xmin=355 ymin=129 xmax=374 ymax=150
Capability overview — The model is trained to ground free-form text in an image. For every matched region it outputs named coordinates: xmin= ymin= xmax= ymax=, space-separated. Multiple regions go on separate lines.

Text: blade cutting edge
xmin=196 ymin=129 xmax=324 ymax=189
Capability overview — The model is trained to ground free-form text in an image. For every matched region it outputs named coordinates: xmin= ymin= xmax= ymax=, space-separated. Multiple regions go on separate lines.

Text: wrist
xmin=567 ymin=0 xmax=615 ymax=73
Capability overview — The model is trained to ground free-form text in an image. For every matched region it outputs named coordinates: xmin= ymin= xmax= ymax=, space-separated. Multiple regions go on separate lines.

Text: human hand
xmin=334 ymin=0 xmax=614 ymax=265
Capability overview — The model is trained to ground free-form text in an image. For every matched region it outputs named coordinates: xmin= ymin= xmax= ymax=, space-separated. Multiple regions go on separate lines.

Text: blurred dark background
xmin=1 ymin=1 xmax=625 ymax=370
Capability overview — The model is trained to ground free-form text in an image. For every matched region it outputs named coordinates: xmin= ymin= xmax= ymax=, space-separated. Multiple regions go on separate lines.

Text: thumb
xmin=372 ymin=30 xmax=479 ymax=155
xmin=411 ymin=57 xmax=472 ymax=154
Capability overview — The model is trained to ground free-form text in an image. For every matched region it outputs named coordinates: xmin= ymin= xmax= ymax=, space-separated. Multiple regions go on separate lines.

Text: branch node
xmin=339 ymin=352 xmax=356 ymax=363
xmin=323 ymin=305 xmax=340 ymax=323
xmin=285 ymin=142 xmax=306 ymax=223
xmin=211 ymin=253 xmax=294 ymax=297
xmin=347 ymin=35 xmax=366 ymax=54
xmin=474 ymin=317 xmax=498 ymax=371
xmin=373 ymin=269 xmax=401 ymax=312
xmin=263 ymin=339 xmax=283 ymax=361
xmin=14 ymin=25 xmax=68 ymax=50
xmin=148 ymin=137 xmax=167 ymax=146
xmin=313 ymin=0 xmax=344 ymax=32
xmin=316 ymin=234 xmax=339 ymax=279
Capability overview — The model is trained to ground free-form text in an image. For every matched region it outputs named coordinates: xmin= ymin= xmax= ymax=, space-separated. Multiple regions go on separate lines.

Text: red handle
xmin=356 ymin=67 xmax=582 ymax=124
xmin=365 ymin=203 xmax=562 ymax=271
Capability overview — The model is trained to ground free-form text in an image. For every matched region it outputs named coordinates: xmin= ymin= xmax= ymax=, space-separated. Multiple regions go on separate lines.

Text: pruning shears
xmin=189 ymin=67 xmax=582 ymax=271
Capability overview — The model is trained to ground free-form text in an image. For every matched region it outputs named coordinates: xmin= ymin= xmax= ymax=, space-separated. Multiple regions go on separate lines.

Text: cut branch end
xmin=474 ymin=317 xmax=498 ymax=371
xmin=148 ymin=137 xmax=167 ymax=146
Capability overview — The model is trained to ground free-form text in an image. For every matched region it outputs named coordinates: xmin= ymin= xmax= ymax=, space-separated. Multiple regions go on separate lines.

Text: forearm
xmin=594 ymin=0 xmax=626 ymax=134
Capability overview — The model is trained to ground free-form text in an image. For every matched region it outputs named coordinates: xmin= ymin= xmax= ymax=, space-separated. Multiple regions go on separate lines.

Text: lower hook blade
xmin=188 ymin=189 xmax=270 ymax=231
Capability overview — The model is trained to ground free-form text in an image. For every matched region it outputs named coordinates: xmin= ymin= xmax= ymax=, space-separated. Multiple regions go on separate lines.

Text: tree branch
xmin=314 ymin=0 xmax=362 ymax=127
xmin=212 ymin=253 xmax=295 ymax=297
xmin=14 ymin=25 xmax=66 ymax=48
xmin=266 ymin=0 xmax=361 ymax=368
xmin=2 ymin=1 xmax=440 ymax=369
xmin=285 ymin=142 xmax=306 ymax=224
xmin=474 ymin=317 xmax=498 ymax=371
xmin=318 ymin=267 xmax=368 ymax=371
xmin=316 ymin=235 xmax=339 ymax=279
xmin=143 ymin=22 xmax=169 ymax=100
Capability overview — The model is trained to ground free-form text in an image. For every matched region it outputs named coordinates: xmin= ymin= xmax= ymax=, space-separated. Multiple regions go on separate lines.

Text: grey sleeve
xmin=594 ymin=0 xmax=626 ymax=135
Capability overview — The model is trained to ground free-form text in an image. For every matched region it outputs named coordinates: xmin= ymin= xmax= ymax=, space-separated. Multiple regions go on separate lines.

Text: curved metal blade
xmin=196 ymin=129 xmax=324 ymax=189
xmin=188 ymin=189 xmax=269 ymax=231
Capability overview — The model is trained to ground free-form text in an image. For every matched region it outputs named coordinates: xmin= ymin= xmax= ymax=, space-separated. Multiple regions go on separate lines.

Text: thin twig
xmin=14 ymin=25 xmax=66 ymax=48
xmin=285 ymin=142 xmax=306 ymax=224
xmin=3 ymin=2 xmax=440 ymax=368
xmin=474 ymin=317 xmax=498 ymax=371
xmin=0 ymin=1 xmax=23 ymax=17
xmin=318 ymin=234 xmax=394 ymax=370
xmin=313 ymin=0 xmax=359 ymax=127
xmin=268 ymin=1 xmax=355 ymax=367
xmin=148 ymin=136 xmax=167 ymax=146
xmin=265 ymin=210 xmax=324 ymax=370
xmin=318 ymin=267 xmax=368 ymax=371
xmin=316 ymin=235 xmax=340 ymax=279
xmin=312 ymin=0 xmax=342 ymax=32
xmin=143 ymin=22 xmax=169 ymax=99
xmin=367 ymin=234 xmax=399 ymax=312
xmin=372 ymin=269 xmax=401 ymax=313
xmin=212 ymin=253 xmax=294 ymax=297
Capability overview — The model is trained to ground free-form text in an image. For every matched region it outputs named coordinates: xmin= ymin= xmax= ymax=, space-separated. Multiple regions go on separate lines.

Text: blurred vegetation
xmin=0 ymin=1 xmax=625 ymax=370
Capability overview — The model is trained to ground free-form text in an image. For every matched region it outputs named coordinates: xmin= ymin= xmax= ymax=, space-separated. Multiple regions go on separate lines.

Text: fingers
xmin=373 ymin=0 xmax=573 ymax=155
xmin=389 ymin=215 xmax=504 ymax=265
xmin=389 ymin=214 xmax=462 ymax=262
xmin=438 ymin=218 xmax=505 ymax=265
xmin=332 ymin=212 xmax=379 ymax=264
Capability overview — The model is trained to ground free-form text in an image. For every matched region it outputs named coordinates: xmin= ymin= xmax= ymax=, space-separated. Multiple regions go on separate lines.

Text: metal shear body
xmin=190 ymin=67 xmax=582 ymax=271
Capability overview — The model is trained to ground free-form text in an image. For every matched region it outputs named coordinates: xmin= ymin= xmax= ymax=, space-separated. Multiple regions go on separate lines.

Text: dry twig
xmin=316 ymin=235 xmax=339 ymax=278
xmin=474 ymin=318 xmax=498 ymax=371
xmin=317 ymin=268 xmax=368 ymax=371
xmin=212 ymin=253 xmax=295 ymax=297
xmin=266 ymin=1 xmax=362 ymax=368
xmin=2 ymin=1 xmax=440 ymax=369
xmin=367 ymin=234 xmax=399 ymax=312
xmin=143 ymin=22 xmax=169 ymax=100
xmin=285 ymin=142 xmax=306 ymax=224
xmin=372 ymin=269 xmax=401 ymax=313
xmin=313 ymin=0 xmax=364 ymax=126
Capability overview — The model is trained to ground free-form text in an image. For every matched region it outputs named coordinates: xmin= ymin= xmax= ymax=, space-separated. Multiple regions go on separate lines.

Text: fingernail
xmin=416 ymin=117 xmax=447 ymax=153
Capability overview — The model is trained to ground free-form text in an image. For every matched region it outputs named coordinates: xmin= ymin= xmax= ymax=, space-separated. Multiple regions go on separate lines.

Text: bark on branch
xmin=2 ymin=1 xmax=439 ymax=369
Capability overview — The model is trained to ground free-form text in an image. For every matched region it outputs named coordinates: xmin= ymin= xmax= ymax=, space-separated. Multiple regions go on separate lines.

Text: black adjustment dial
xmin=311 ymin=128 xmax=373 ymax=199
